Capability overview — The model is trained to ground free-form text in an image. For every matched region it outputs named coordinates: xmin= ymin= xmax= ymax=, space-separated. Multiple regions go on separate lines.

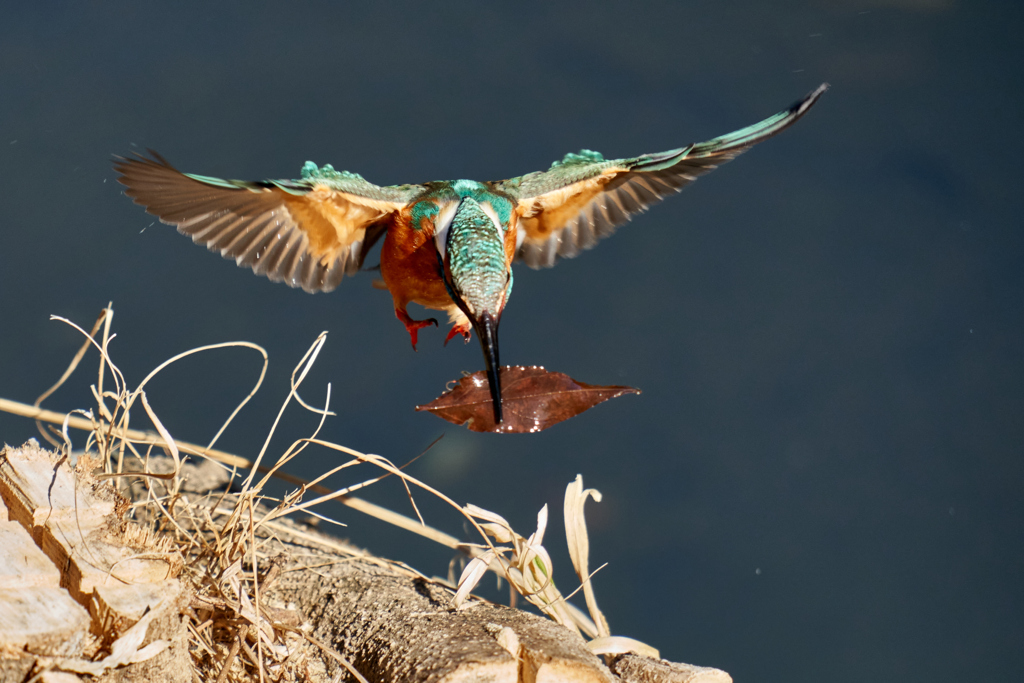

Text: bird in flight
xmin=115 ymin=84 xmax=827 ymax=425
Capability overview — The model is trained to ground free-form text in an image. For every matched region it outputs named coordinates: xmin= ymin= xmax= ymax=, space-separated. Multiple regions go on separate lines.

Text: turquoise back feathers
xmin=443 ymin=197 xmax=510 ymax=317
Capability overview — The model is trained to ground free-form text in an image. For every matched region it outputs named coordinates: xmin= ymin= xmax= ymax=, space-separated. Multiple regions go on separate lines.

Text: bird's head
xmin=435 ymin=195 xmax=514 ymax=423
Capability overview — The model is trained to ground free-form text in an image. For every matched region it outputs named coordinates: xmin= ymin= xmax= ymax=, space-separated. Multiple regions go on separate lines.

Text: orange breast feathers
xmin=380 ymin=209 xmax=452 ymax=310
xmin=502 ymin=212 xmax=520 ymax=268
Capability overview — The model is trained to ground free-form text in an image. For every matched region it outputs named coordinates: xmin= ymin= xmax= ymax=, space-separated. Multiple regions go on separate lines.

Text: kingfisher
xmin=115 ymin=84 xmax=826 ymax=425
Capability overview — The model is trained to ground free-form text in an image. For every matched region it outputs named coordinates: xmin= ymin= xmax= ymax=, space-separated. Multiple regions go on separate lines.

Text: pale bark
xmin=0 ymin=441 xmax=190 ymax=683
xmin=0 ymin=440 xmax=731 ymax=683
xmin=280 ymin=554 xmax=617 ymax=683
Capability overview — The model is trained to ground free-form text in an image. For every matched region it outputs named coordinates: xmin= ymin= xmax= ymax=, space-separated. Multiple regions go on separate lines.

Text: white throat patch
xmin=432 ymin=201 xmax=460 ymax=257
xmin=433 ymin=199 xmax=507 ymax=257
xmin=478 ymin=202 xmax=505 ymax=243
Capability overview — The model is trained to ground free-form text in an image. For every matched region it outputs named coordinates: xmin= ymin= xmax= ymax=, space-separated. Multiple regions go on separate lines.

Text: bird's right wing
xmin=115 ymin=152 xmax=424 ymax=292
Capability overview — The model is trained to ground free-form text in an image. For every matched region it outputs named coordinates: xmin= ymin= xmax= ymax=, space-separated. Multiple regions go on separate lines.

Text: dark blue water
xmin=2 ymin=2 xmax=1021 ymax=681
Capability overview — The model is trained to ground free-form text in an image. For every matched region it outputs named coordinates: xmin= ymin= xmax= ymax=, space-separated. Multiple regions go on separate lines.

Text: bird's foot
xmin=395 ymin=308 xmax=438 ymax=351
xmin=444 ymin=322 xmax=473 ymax=346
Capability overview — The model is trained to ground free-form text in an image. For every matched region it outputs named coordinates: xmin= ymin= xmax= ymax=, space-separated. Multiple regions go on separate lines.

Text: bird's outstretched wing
xmin=497 ymin=83 xmax=828 ymax=269
xmin=114 ymin=152 xmax=423 ymax=292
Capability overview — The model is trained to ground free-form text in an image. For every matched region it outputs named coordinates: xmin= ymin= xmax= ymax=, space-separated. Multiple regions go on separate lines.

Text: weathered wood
xmin=0 ymin=520 xmax=61 ymax=589
xmin=279 ymin=556 xmax=617 ymax=683
xmin=40 ymin=516 xmax=181 ymax=605
xmin=88 ymin=590 xmax=192 ymax=683
xmin=0 ymin=586 xmax=92 ymax=657
xmin=610 ymin=654 xmax=732 ymax=683
xmin=0 ymin=442 xmax=190 ymax=682
xmin=0 ymin=440 xmax=115 ymax=541
xmin=0 ymin=654 xmax=35 ymax=682
xmin=93 ymin=579 xmax=183 ymax=640
xmin=0 ymin=442 xmax=182 ymax=605
xmin=38 ymin=671 xmax=85 ymax=682
xmin=0 ymin=512 xmax=92 ymax=670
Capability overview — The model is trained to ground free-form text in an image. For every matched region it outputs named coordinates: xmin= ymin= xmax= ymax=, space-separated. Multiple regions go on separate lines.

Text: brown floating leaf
xmin=416 ymin=365 xmax=640 ymax=434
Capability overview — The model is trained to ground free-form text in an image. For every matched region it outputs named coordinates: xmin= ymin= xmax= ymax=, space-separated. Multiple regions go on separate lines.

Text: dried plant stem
xmin=0 ymin=397 xmax=467 ymax=553
xmin=0 ymin=397 xmax=249 ymax=467
xmin=0 ymin=306 xmax=668 ymax=678
xmin=33 ymin=307 xmax=110 ymax=446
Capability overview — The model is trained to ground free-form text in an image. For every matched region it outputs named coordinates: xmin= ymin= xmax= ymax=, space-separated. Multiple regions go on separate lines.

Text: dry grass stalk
xmin=0 ymin=305 xmax=660 ymax=680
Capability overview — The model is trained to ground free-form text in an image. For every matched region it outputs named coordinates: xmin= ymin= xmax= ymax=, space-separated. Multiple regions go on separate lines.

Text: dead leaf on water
xmin=416 ymin=366 xmax=640 ymax=434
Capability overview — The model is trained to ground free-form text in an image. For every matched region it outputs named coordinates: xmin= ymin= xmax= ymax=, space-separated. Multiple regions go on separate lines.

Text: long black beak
xmin=473 ymin=312 xmax=503 ymax=424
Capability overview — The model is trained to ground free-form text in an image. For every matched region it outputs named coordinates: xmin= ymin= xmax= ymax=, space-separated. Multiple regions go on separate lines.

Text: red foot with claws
xmin=445 ymin=323 xmax=472 ymax=346
xmin=396 ymin=308 xmax=438 ymax=350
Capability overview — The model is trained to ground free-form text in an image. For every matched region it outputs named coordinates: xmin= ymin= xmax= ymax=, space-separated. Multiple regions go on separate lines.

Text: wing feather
xmin=271 ymin=230 xmax=309 ymax=287
xmin=114 ymin=152 xmax=420 ymax=292
xmin=500 ymin=84 xmax=828 ymax=269
xmin=234 ymin=219 xmax=281 ymax=268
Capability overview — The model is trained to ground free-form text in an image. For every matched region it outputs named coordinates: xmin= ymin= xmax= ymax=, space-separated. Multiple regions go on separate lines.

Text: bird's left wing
xmin=497 ymin=84 xmax=827 ymax=269
xmin=115 ymin=151 xmax=423 ymax=292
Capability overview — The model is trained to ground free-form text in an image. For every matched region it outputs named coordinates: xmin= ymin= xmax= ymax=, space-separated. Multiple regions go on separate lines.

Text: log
xmin=0 ymin=441 xmax=190 ymax=682
xmin=0 ymin=440 xmax=115 ymax=541
xmin=1 ymin=439 xmax=731 ymax=683
xmin=0 ymin=585 xmax=92 ymax=656
xmin=610 ymin=654 xmax=733 ymax=683
xmin=37 ymin=672 xmax=86 ymax=682
xmin=281 ymin=557 xmax=617 ymax=683
xmin=0 ymin=520 xmax=61 ymax=589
